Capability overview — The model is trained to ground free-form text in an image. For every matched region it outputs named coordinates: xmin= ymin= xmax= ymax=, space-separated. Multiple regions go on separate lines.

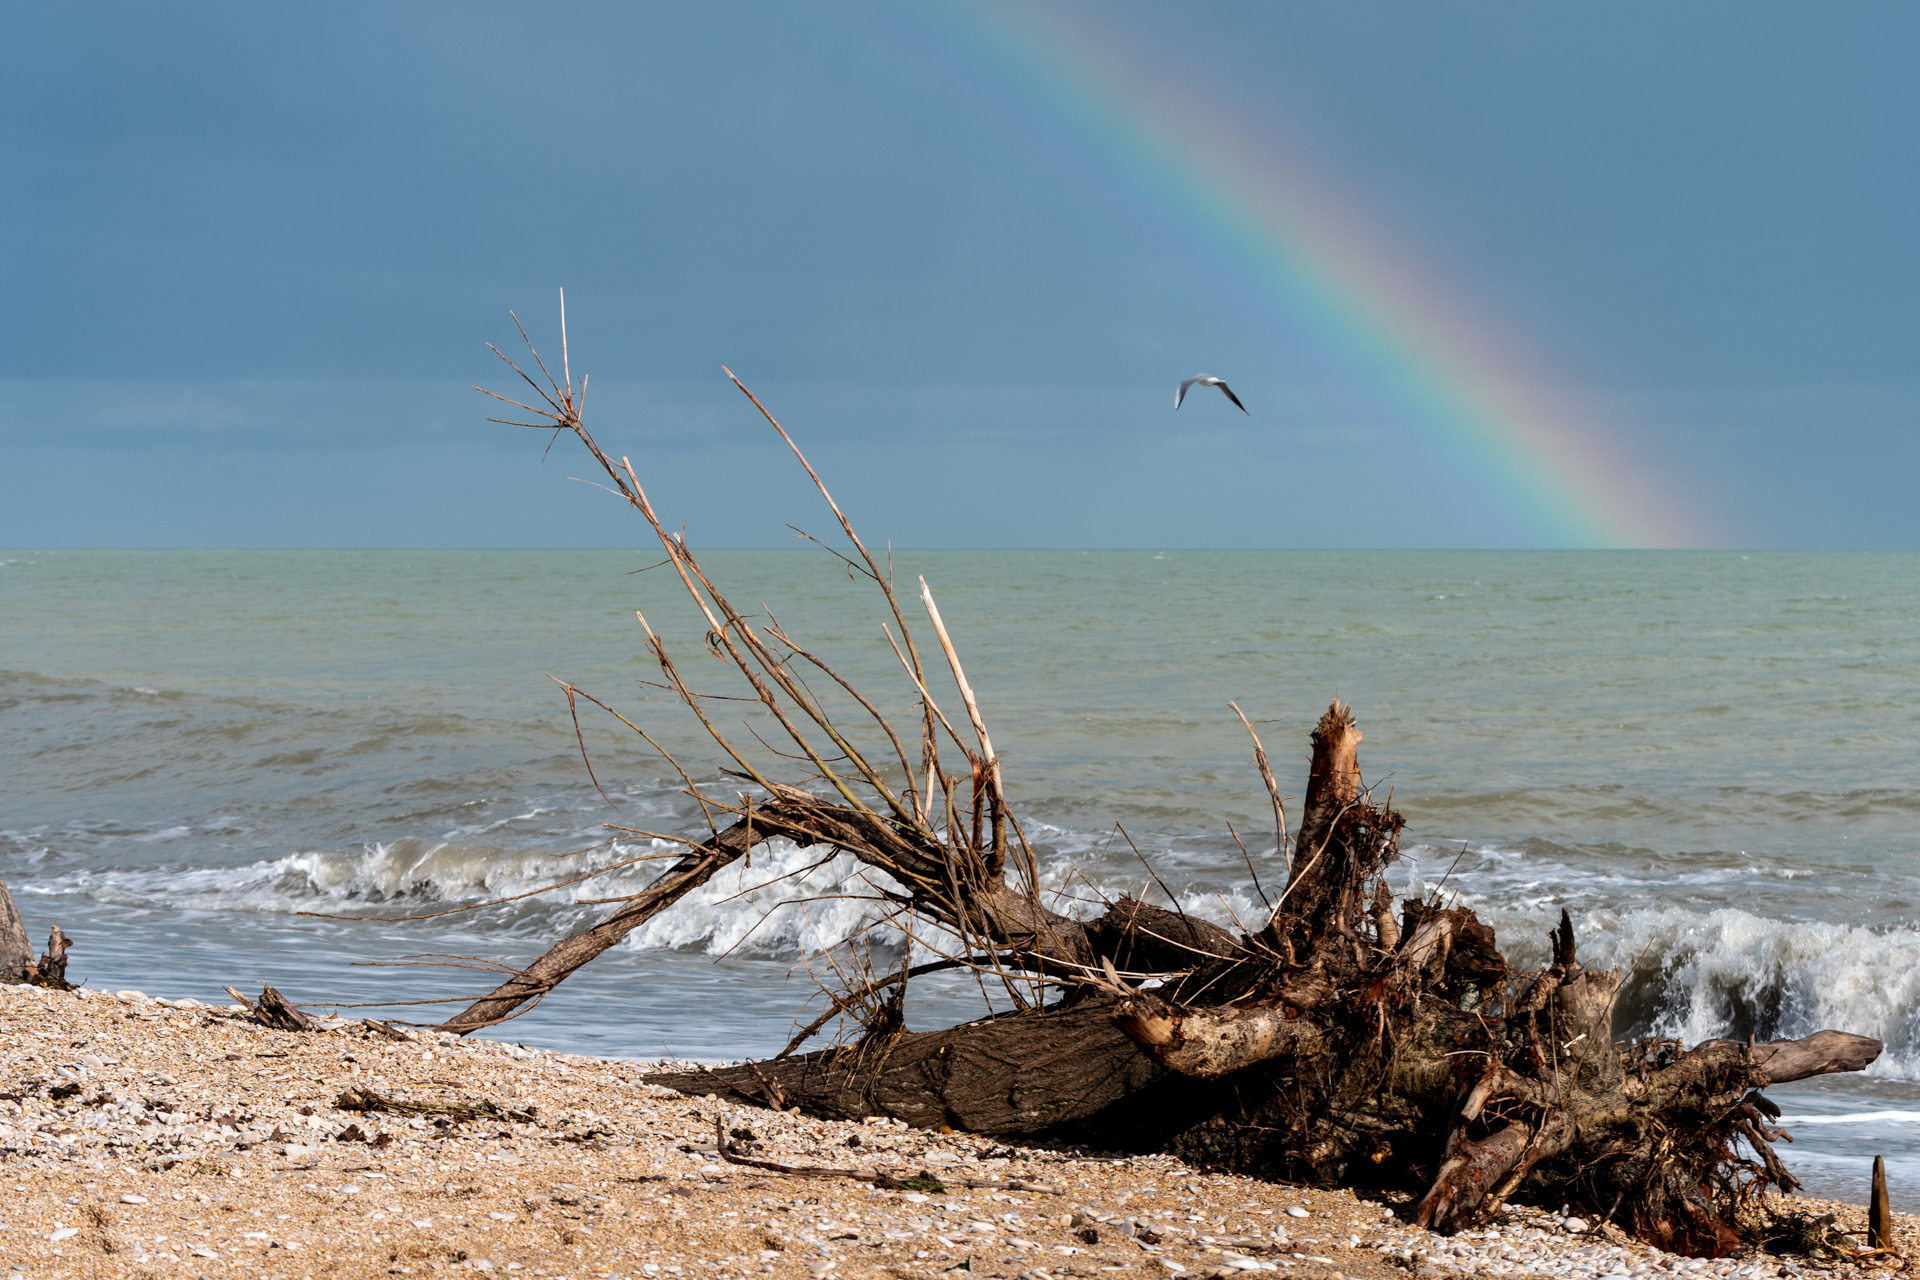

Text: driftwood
xmin=357 ymin=305 xmax=1885 ymax=1257
xmin=0 ymin=880 xmax=32 ymax=983
xmin=0 ymin=882 xmax=76 ymax=990
xmin=337 ymin=1086 xmax=533 ymax=1125
xmin=33 ymin=926 xmax=74 ymax=990
xmin=1871 ymin=1156 xmax=1893 ymax=1250
xmin=225 ymin=983 xmax=319 ymax=1031
xmin=226 ymin=984 xmax=418 ymax=1040
xmin=0 ymin=881 xmax=76 ymax=991
xmin=711 ymin=1117 xmax=1060 ymax=1195
xmin=649 ymin=705 xmax=1880 ymax=1255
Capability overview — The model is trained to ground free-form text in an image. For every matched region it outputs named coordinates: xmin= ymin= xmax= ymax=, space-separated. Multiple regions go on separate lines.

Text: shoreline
xmin=0 ymin=982 xmax=1907 ymax=1280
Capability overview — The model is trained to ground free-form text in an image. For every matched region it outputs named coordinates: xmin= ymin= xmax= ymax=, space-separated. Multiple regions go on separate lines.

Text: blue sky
xmin=3 ymin=2 xmax=1916 ymax=548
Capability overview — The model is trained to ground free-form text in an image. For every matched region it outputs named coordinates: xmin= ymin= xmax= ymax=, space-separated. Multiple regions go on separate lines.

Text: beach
xmin=4 ymin=550 xmax=1920 ymax=1206
xmin=1 ymin=981 xmax=1907 ymax=1280
xmin=10 ymin=2 xmax=1917 ymax=1271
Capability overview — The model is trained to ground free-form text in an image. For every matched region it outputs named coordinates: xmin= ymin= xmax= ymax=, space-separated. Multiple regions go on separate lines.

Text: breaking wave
xmin=17 ymin=818 xmax=1920 ymax=1082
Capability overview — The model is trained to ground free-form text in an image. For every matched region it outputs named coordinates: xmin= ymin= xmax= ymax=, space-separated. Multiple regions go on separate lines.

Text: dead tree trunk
xmin=653 ymin=707 xmax=1881 ymax=1256
xmin=457 ymin=315 xmax=1881 ymax=1259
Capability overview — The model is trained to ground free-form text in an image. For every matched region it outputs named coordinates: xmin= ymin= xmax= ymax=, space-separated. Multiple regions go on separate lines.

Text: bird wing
xmin=1213 ymin=380 xmax=1248 ymax=414
xmin=1176 ymin=376 xmax=1200 ymax=410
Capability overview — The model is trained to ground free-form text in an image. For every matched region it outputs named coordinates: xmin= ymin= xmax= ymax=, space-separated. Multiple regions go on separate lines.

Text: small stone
xmin=49 ymin=1227 xmax=79 ymax=1242
xmin=120 ymin=1194 xmax=148 ymax=1205
xmin=1287 ymin=1207 xmax=1311 ymax=1219
xmin=1563 ymin=1218 xmax=1588 ymax=1233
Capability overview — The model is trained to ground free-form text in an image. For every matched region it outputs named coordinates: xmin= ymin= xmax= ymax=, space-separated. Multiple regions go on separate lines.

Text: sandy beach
xmin=0 ymin=981 xmax=1906 ymax=1280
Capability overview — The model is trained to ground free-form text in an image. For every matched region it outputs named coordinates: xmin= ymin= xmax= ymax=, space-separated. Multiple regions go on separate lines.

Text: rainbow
xmin=916 ymin=3 xmax=1709 ymax=548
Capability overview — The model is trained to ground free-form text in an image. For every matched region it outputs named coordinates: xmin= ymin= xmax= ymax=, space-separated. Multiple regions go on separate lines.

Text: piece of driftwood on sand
xmin=315 ymin=303 xmax=1883 ymax=1259
xmin=0 ymin=879 xmax=76 ymax=991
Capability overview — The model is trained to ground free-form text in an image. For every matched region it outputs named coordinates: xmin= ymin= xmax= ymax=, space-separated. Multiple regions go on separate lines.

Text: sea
xmin=3 ymin=548 xmax=1917 ymax=1207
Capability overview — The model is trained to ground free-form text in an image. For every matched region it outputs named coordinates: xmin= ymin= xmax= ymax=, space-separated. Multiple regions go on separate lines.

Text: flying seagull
xmin=1176 ymin=375 xmax=1247 ymax=414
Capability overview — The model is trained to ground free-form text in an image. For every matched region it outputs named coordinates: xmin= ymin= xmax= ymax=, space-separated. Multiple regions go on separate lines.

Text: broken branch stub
xmin=32 ymin=925 xmax=75 ymax=992
xmin=254 ymin=985 xmax=318 ymax=1032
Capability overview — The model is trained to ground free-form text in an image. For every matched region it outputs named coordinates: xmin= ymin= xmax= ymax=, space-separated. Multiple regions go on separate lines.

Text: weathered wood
xmin=33 ymin=925 xmax=74 ymax=991
xmin=652 ymin=994 xmax=1182 ymax=1142
xmin=0 ymin=880 xmax=32 ymax=983
xmin=1870 ymin=1154 xmax=1892 ymax=1250
xmin=1112 ymin=992 xmax=1323 ymax=1079
xmin=469 ymin=322 xmax=1886 ymax=1259
xmin=1416 ymin=1115 xmax=1571 ymax=1234
xmin=629 ymin=699 xmax=1887 ymax=1256
xmin=255 ymin=984 xmax=318 ymax=1031
xmin=1686 ymin=1029 xmax=1885 ymax=1085
xmin=660 ymin=856 xmax=1879 ymax=1258
xmin=1293 ymin=701 xmax=1361 ymax=863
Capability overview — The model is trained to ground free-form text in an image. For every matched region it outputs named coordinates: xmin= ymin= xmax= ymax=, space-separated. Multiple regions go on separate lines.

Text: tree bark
xmin=0 ymin=880 xmax=32 ymax=984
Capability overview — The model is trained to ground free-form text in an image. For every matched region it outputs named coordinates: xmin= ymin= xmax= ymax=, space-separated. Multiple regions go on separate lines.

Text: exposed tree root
xmin=408 ymin=305 xmax=1886 ymax=1258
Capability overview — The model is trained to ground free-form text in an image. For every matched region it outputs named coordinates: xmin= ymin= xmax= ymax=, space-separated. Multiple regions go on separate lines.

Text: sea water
xmin=3 ymin=548 xmax=1917 ymax=1205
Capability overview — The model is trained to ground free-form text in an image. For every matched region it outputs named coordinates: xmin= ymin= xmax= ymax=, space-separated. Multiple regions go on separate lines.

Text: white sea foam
xmin=606 ymin=841 xmax=1920 ymax=1087
xmin=1571 ymin=906 xmax=1920 ymax=1078
xmin=1779 ymin=1111 xmax=1920 ymax=1125
xmin=1402 ymin=839 xmax=1920 ymax=1080
xmin=621 ymin=844 xmax=903 ymax=957
xmin=37 ymin=835 xmax=688 ymax=924
xmin=25 ymin=818 xmax=1920 ymax=1081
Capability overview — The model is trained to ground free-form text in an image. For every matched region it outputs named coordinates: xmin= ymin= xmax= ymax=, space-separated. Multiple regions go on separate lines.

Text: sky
xmin=2 ymin=2 xmax=1916 ymax=549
